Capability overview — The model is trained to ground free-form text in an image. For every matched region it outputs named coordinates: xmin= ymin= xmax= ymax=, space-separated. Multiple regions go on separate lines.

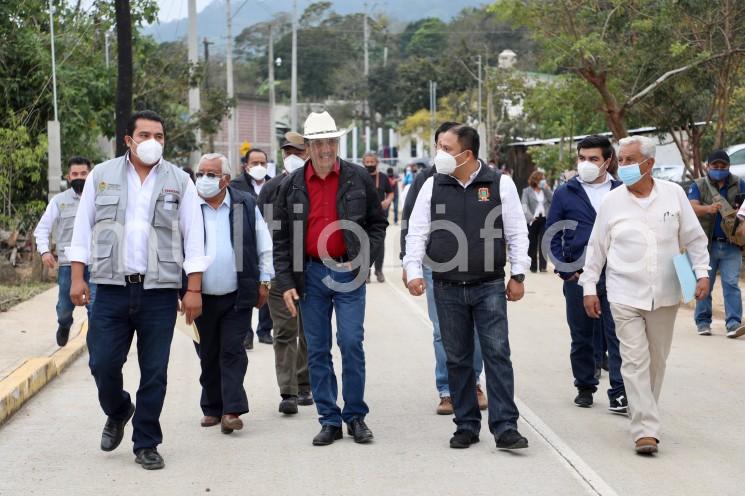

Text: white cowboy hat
xmin=302 ymin=111 xmax=348 ymax=140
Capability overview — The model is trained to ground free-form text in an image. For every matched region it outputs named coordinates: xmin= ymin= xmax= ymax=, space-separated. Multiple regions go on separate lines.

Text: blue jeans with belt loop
xmin=695 ymin=239 xmax=742 ymax=331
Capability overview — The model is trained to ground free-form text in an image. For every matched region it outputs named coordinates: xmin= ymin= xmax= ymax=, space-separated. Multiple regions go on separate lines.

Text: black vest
xmin=229 ymin=187 xmax=260 ymax=309
xmin=426 ymin=167 xmax=506 ymax=283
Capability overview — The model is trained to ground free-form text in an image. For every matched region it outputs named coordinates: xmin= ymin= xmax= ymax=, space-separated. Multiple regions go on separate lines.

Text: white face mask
xmin=196 ymin=176 xmax=223 ymax=199
xmin=434 ymin=150 xmax=467 ymax=175
xmin=249 ymin=165 xmax=267 ymax=180
xmin=131 ymin=138 xmax=163 ymax=166
xmin=283 ymin=155 xmax=305 ymax=173
xmin=577 ymin=160 xmax=606 ymax=183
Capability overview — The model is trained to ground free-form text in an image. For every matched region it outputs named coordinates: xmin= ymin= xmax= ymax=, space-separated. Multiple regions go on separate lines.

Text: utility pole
xmin=290 ymin=0 xmax=298 ymax=131
xmin=226 ymin=0 xmax=237 ymax=175
xmin=477 ymin=54 xmax=482 ymax=124
xmin=47 ymin=0 xmax=61 ymax=200
xmin=363 ymin=2 xmax=369 ymax=77
xmin=268 ymin=24 xmax=277 ymax=161
xmin=203 ymin=38 xmax=215 ymax=151
xmin=429 ymin=80 xmax=437 ymax=154
xmin=188 ymin=0 xmax=201 ymax=168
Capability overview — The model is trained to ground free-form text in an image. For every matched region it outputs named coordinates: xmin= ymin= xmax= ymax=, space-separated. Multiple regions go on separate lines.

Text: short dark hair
xmin=126 ymin=110 xmax=166 ymax=138
xmin=386 ymin=167 xmax=394 ymax=175
xmin=67 ymin=156 xmax=92 ymax=170
xmin=577 ymin=135 xmax=613 ymax=161
xmin=246 ymin=148 xmax=268 ymax=162
xmin=434 ymin=121 xmax=460 ymax=145
xmin=448 ymin=125 xmax=480 ymax=157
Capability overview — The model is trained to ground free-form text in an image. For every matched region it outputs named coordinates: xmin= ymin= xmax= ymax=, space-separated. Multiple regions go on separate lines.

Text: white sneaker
xmin=697 ymin=326 xmax=712 ymax=336
xmin=726 ymin=324 xmax=745 ymax=339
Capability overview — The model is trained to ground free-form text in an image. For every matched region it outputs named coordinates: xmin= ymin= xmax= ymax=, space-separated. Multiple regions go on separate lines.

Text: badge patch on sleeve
xmin=477 ymin=187 xmax=490 ymax=202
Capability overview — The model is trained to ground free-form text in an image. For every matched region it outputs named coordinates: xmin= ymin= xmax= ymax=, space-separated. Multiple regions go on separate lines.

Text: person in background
xmin=363 ymin=152 xmax=393 ymax=283
xmin=521 ymin=170 xmax=552 ymax=273
xmin=232 ymin=148 xmax=274 ymax=347
xmin=386 ymin=166 xmax=400 ymax=225
xmin=688 ymin=149 xmax=745 ymax=338
xmin=193 ymin=153 xmax=273 ymax=435
xmin=182 ymin=166 xmax=195 ymax=183
xmin=258 ymin=134 xmax=314 ymax=414
xmin=33 ymin=156 xmax=96 ymax=347
xmin=580 ymin=135 xmax=710 ymax=455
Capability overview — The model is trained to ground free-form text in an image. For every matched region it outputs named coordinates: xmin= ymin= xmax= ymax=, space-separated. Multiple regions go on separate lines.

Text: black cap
xmin=707 ymin=150 xmax=730 ymax=165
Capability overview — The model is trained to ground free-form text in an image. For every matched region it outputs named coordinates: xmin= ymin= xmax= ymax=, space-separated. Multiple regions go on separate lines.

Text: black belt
xmin=125 ymin=273 xmax=145 ymax=284
xmin=309 ymin=255 xmax=350 ymax=264
xmin=434 ymin=276 xmax=503 ymax=287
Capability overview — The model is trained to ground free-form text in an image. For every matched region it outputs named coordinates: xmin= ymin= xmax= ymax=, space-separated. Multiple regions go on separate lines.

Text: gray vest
xmin=50 ymin=188 xmax=80 ymax=266
xmin=89 ymin=156 xmax=190 ymax=289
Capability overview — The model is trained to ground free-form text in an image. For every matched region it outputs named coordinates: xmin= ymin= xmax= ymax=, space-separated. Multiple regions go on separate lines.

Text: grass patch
xmin=0 ymin=283 xmax=55 ymax=312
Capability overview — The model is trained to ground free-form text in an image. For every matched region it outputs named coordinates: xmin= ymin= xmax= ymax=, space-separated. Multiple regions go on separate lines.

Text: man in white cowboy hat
xmin=272 ymin=111 xmax=388 ymax=446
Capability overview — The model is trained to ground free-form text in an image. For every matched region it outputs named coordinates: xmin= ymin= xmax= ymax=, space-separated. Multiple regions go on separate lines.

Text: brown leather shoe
xmin=200 ymin=415 xmax=220 ymax=427
xmin=221 ymin=414 xmax=244 ymax=434
xmin=635 ymin=437 xmax=658 ymax=454
xmin=437 ymin=396 xmax=454 ymax=415
xmin=476 ymin=385 xmax=488 ymax=411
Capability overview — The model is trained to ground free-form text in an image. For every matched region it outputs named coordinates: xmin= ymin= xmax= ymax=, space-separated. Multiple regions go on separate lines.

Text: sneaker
xmin=495 ymin=429 xmax=528 ymax=450
xmin=726 ymin=324 xmax=745 ymax=339
xmin=56 ymin=326 xmax=70 ymax=347
xmin=476 ymin=384 xmax=487 ymax=411
xmin=574 ymin=389 xmax=593 ymax=408
xmin=608 ymin=394 xmax=628 ymax=415
xmin=449 ymin=429 xmax=479 ymax=449
xmin=697 ymin=325 xmax=712 ymax=336
xmin=436 ymin=396 xmax=454 ymax=415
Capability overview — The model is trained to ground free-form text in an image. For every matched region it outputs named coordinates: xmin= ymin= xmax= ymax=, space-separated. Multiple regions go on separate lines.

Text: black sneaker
xmin=449 ymin=429 xmax=479 ymax=449
xmin=495 ymin=429 xmax=528 ymax=450
xmin=609 ymin=394 xmax=628 ymax=415
xmin=279 ymin=396 xmax=298 ymax=415
xmin=56 ymin=326 xmax=70 ymax=347
xmin=574 ymin=389 xmax=593 ymax=408
xmin=135 ymin=448 xmax=165 ymax=470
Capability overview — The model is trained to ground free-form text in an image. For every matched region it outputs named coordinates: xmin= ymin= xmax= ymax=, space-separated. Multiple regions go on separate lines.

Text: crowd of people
xmin=32 ymin=107 xmax=745 ymax=470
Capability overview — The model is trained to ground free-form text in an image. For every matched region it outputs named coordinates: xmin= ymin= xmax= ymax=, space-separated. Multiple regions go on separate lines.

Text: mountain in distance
xmin=145 ymin=0 xmax=490 ymax=45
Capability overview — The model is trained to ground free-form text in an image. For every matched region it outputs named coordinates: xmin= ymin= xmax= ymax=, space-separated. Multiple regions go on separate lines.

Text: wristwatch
xmin=260 ymin=281 xmax=272 ymax=289
xmin=510 ymin=274 xmax=525 ymax=284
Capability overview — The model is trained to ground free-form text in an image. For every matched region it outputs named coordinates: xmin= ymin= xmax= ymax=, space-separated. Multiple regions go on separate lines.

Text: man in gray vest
xmin=68 ymin=110 xmax=209 ymax=470
xmin=688 ymin=149 xmax=745 ymax=339
xmin=34 ymin=156 xmax=96 ymax=346
xmin=404 ymin=125 xmax=531 ymax=451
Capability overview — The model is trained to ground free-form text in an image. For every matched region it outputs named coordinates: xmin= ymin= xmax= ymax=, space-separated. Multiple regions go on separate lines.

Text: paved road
xmin=1 ymin=229 xmax=744 ymax=495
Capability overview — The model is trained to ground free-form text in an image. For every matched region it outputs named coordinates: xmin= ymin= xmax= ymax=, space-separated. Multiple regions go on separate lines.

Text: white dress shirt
xmin=579 ymin=179 xmax=710 ymax=311
xmin=33 ymin=192 xmax=76 ymax=255
xmin=534 ymin=189 xmax=546 ymax=217
xmin=404 ymin=166 xmax=531 ymax=281
xmin=252 ymin=180 xmax=264 ymax=196
xmin=68 ymin=156 xmax=210 ymax=275
xmin=199 ymin=190 xmax=274 ymax=295
xmin=578 ymin=174 xmax=613 ymax=212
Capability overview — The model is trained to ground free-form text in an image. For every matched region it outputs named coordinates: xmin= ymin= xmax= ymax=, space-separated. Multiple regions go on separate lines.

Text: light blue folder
xmin=673 ymin=253 xmax=697 ymax=303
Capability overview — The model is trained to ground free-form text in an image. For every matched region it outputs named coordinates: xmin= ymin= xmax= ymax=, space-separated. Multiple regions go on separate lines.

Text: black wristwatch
xmin=510 ymin=274 xmax=525 ymax=283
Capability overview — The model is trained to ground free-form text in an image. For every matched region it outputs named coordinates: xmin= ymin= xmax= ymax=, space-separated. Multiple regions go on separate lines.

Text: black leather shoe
xmin=496 ymin=429 xmax=528 ymax=450
xmin=312 ymin=425 xmax=343 ymax=446
xmin=101 ymin=403 xmax=135 ymax=452
xmin=135 ymin=448 xmax=165 ymax=470
xmin=56 ymin=326 xmax=70 ymax=347
xmin=279 ymin=396 xmax=298 ymax=415
xmin=297 ymin=391 xmax=314 ymax=406
xmin=450 ymin=429 xmax=479 ymax=449
xmin=574 ymin=389 xmax=594 ymax=408
xmin=243 ymin=335 xmax=254 ymax=350
xmin=258 ymin=334 xmax=273 ymax=345
xmin=346 ymin=418 xmax=374 ymax=444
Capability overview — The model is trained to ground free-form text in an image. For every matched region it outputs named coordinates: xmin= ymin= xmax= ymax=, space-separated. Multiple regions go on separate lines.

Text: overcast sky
xmin=156 ymin=0 xmax=213 ymax=23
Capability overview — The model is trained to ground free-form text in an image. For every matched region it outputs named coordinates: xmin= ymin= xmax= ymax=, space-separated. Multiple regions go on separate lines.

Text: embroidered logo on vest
xmin=477 ymin=187 xmax=490 ymax=202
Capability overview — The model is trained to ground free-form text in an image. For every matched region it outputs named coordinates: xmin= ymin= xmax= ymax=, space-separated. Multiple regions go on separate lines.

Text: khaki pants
xmin=268 ymin=283 xmax=310 ymax=396
xmin=610 ymin=303 xmax=678 ymax=442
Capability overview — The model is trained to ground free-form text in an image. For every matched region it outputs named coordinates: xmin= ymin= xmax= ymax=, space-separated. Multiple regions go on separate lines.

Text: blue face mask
xmin=708 ymin=169 xmax=729 ymax=182
xmin=618 ymin=159 xmax=649 ymax=186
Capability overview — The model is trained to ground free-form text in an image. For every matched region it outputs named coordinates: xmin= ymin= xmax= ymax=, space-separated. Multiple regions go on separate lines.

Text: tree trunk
xmin=578 ymin=67 xmax=628 ymax=140
xmin=115 ymin=0 xmax=133 ymax=157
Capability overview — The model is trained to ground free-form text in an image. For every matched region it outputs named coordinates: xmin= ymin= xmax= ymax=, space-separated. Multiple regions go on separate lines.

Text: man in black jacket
xmin=273 ymin=111 xmax=387 ymax=446
xmin=257 ymin=136 xmax=313 ymax=415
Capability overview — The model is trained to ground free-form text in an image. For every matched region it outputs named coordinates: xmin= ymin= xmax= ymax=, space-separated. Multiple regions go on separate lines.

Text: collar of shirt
xmin=627 ymin=179 xmax=658 ymax=206
xmin=198 ymin=189 xmax=231 ymax=210
xmin=578 ymin=173 xmax=612 ymax=189
xmin=305 ymin=159 xmax=340 ymax=181
xmin=450 ymin=162 xmax=482 ymax=189
xmin=125 ymin=152 xmax=162 ymax=182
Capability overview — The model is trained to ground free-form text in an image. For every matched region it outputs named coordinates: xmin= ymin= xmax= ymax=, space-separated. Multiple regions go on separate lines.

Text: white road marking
xmin=386 ymin=278 xmax=619 ymax=496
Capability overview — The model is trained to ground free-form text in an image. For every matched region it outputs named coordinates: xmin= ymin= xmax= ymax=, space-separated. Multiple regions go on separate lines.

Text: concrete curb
xmin=0 ymin=320 xmax=88 ymax=426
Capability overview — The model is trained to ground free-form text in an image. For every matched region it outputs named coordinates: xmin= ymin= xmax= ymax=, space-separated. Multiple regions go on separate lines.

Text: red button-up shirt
xmin=305 ymin=160 xmax=347 ymax=258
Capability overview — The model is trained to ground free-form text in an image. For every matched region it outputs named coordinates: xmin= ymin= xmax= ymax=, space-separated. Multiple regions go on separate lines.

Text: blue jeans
xmin=695 ymin=240 xmax=743 ymax=331
xmin=87 ymin=284 xmax=178 ymax=452
xmin=563 ymin=279 xmax=624 ymax=400
xmin=299 ymin=260 xmax=368 ymax=426
xmin=56 ymin=265 xmax=96 ymax=330
xmin=434 ymin=278 xmax=519 ymax=437
xmin=423 ymin=265 xmax=483 ymax=397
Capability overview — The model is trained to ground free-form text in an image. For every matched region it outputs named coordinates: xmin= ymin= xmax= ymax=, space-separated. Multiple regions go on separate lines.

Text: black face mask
xmin=70 ymin=178 xmax=86 ymax=195
xmin=365 ymin=166 xmax=377 ymax=174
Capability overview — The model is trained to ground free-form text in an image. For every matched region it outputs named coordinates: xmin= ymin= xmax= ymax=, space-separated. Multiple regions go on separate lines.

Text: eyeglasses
xmin=195 ymin=172 xmax=225 ymax=179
